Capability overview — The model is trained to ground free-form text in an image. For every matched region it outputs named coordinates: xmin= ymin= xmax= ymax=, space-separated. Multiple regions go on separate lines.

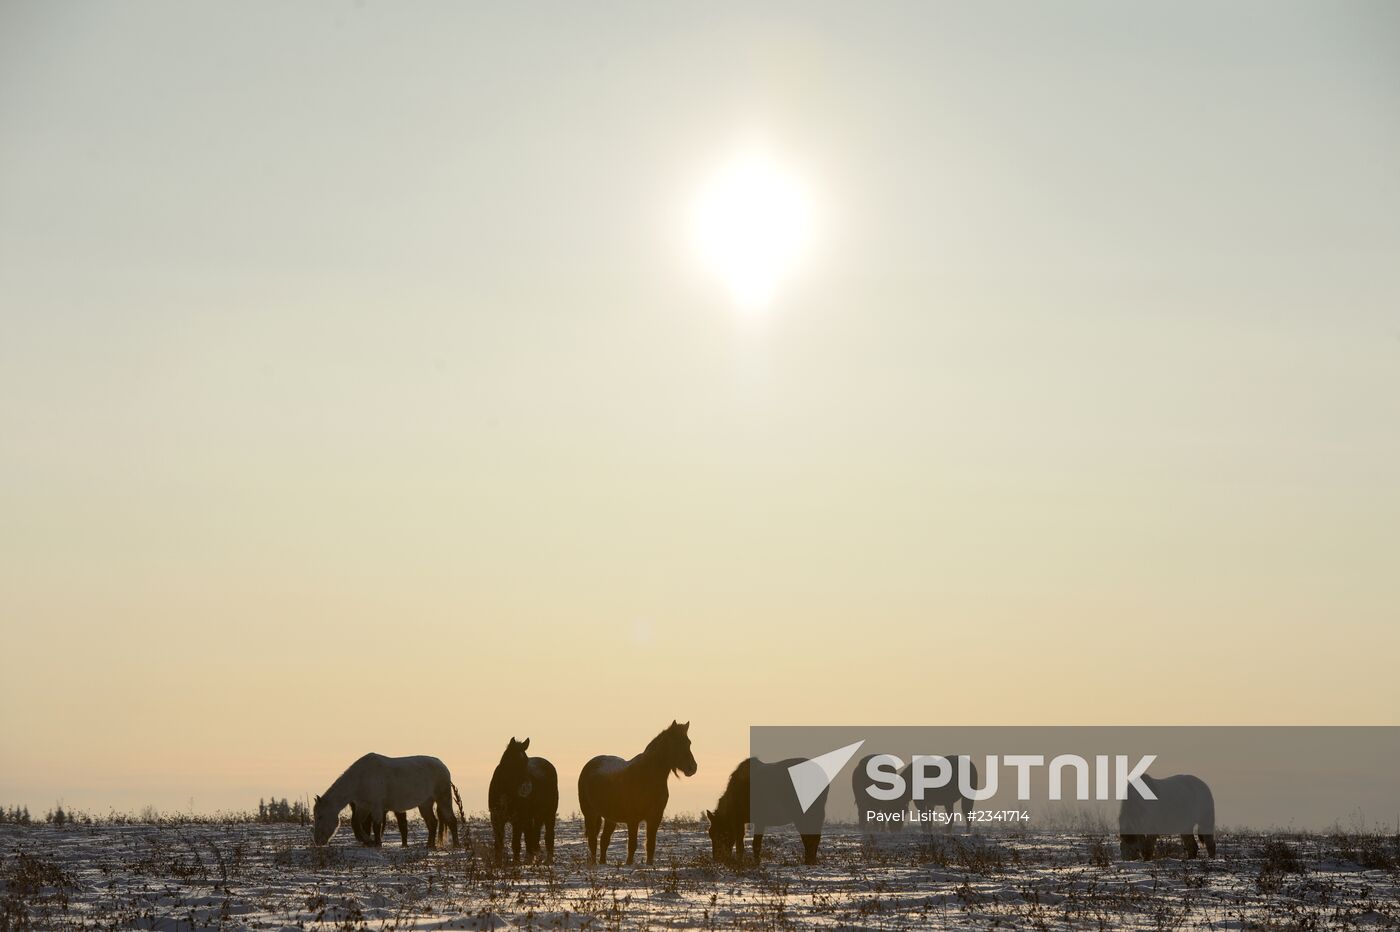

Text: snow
xmin=1 ymin=819 xmax=1396 ymax=929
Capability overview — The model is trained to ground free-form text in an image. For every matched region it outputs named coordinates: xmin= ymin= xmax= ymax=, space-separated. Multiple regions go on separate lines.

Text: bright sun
xmin=691 ymin=147 xmax=812 ymax=312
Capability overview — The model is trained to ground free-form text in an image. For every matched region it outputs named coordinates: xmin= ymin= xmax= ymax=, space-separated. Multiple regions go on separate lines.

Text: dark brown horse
xmin=706 ymin=757 xmax=826 ymax=865
xmin=489 ymin=737 xmax=560 ymax=863
xmin=578 ymin=720 xmax=697 ymax=865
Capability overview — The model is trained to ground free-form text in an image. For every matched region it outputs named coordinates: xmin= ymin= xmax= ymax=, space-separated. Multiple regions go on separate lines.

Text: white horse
xmin=1119 ymin=773 xmax=1216 ymax=860
xmin=313 ymin=753 xmax=459 ymax=848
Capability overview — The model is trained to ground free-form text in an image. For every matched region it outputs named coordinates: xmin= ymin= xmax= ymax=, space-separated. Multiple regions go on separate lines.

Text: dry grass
xmin=1 ymin=820 xmax=1397 ymax=929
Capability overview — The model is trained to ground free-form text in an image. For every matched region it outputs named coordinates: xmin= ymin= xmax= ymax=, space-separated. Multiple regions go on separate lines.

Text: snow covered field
xmin=2 ymin=818 xmax=1397 ymax=929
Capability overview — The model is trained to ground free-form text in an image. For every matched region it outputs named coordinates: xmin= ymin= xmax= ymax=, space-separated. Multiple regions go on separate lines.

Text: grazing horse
xmin=578 ymin=720 xmax=697 ymax=865
xmin=313 ymin=753 xmax=459 ymax=848
xmin=489 ymin=737 xmax=560 ymax=863
xmin=1119 ymin=773 xmax=1216 ymax=860
xmin=706 ymin=757 xmax=827 ymax=865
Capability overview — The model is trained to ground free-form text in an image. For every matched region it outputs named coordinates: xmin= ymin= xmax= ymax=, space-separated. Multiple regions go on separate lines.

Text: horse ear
xmin=683 ymin=721 xmax=690 ymax=732
xmin=510 ymin=736 xmax=517 ymax=744
xmin=313 ymin=794 xmax=320 ymax=803
xmin=521 ymin=738 xmax=530 ymax=750
xmin=671 ymin=719 xmax=678 ymax=727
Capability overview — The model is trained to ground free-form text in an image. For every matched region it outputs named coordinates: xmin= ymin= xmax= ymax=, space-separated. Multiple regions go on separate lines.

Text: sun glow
xmin=691 ymin=147 xmax=813 ymax=312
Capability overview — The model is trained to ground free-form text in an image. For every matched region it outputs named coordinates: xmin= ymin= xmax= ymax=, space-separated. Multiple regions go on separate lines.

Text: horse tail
xmin=452 ymin=782 xmax=466 ymax=838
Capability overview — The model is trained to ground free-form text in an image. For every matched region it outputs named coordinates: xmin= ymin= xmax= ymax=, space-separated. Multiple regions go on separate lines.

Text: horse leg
xmin=1201 ymin=834 xmax=1216 ymax=858
xmin=801 ymin=833 xmax=821 ymax=865
xmin=752 ymin=831 xmax=764 ymax=864
xmin=437 ymin=792 xmax=459 ymax=848
xmin=350 ymin=804 xmax=370 ymax=845
xmin=371 ymin=806 xmax=387 ymax=847
xmin=734 ymin=823 xmax=745 ymax=866
xmin=645 ymin=815 xmax=661 ymax=865
xmin=415 ymin=805 xmax=432 ymax=846
xmin=492 ymin=809 xmax=507 ymax=861
xmin=545 ymin=815 xmax=556 ymax=864
xmin=524 ymin=817 xmax=541 ymax=863
xmin=512 ymin=822 xmax=523 ymax=863
xmin=1141 ymin=834 xmax=1157 ymax=861
xmin=1182 ymin=833 xmax=1199 ymax=858
xmin=422 ymin=803 xmax=438 ymax=849
xmin=395 ymin=811 xmax=409 ymax=847
xmin=584 ymin=814 xmax=600 ymax=864
xmin=599 ymin=819 xmax=616 ymax=865
xmin=625 ymin=821 xmax=639 ymax=865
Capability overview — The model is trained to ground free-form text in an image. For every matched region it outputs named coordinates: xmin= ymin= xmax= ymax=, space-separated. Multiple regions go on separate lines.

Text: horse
xmin=312 ymin=753 xmax=460 ymax=848
xmin=706 ymin=757 xmax=827 ymax=865
xmin=489 ymin=737 xmax=560 ymax=863
xmin=578 ymin=720 xmax=697 ymax=865
xmin=1119 ymin=773 xmax=1216 ymax=860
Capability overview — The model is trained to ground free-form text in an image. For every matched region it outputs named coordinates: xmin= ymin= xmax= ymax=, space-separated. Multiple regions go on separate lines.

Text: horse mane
xmin=643 ymin=723 xmax=679 ymax=756
xmin=320 ymin=752 xmax=378 ymax=806
xmin=642 ymin=723 xmax=685 ymax=775
xmin=714 ymin=758 xmax=750 ymax=821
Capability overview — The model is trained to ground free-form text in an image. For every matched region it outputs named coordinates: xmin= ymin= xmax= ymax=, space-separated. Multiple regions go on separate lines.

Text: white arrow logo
xmin=788 ymin=740 xmax=866 ymax=813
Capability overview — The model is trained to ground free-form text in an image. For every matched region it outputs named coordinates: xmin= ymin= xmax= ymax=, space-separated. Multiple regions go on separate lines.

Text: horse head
xmin=311 ymin=793 xmax=338 ymax=846
xmin=666 ymin=720 xmax=698 ymax=777
xmin=498 ymin=737 xmax=532 ymax=797
xmin=703 ymin=808 xmax=735 ymax=860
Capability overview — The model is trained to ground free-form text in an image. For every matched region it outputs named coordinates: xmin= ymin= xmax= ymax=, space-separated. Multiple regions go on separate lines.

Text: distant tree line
xmin=257 ymin=797 xmax=309 ymax=824
xmin=0 ymin=800 xmax=308 ymax=825
xmin=1 ymin=804 xmax=89 ymax=825
xmin=0 ymin=805 xmax=32 ymax=824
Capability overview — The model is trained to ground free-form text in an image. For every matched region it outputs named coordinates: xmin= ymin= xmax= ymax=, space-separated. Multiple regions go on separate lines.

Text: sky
xmin=1 ymin=1 xmax=1398 ymax=818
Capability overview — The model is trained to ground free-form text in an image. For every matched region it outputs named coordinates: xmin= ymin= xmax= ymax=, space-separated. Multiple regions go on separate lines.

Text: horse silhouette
xmin=1119 ymin=773 xmax=1216 ymax=860
xmin=578 ymin=720 xmax=697 ymax=864
xmin=706 ymin=756 xmax=827 ymax=865
xmin=489 ymin=737 xmax=559 ymax=863
xmin=313 ymin=753 xmax=459 ymax=848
